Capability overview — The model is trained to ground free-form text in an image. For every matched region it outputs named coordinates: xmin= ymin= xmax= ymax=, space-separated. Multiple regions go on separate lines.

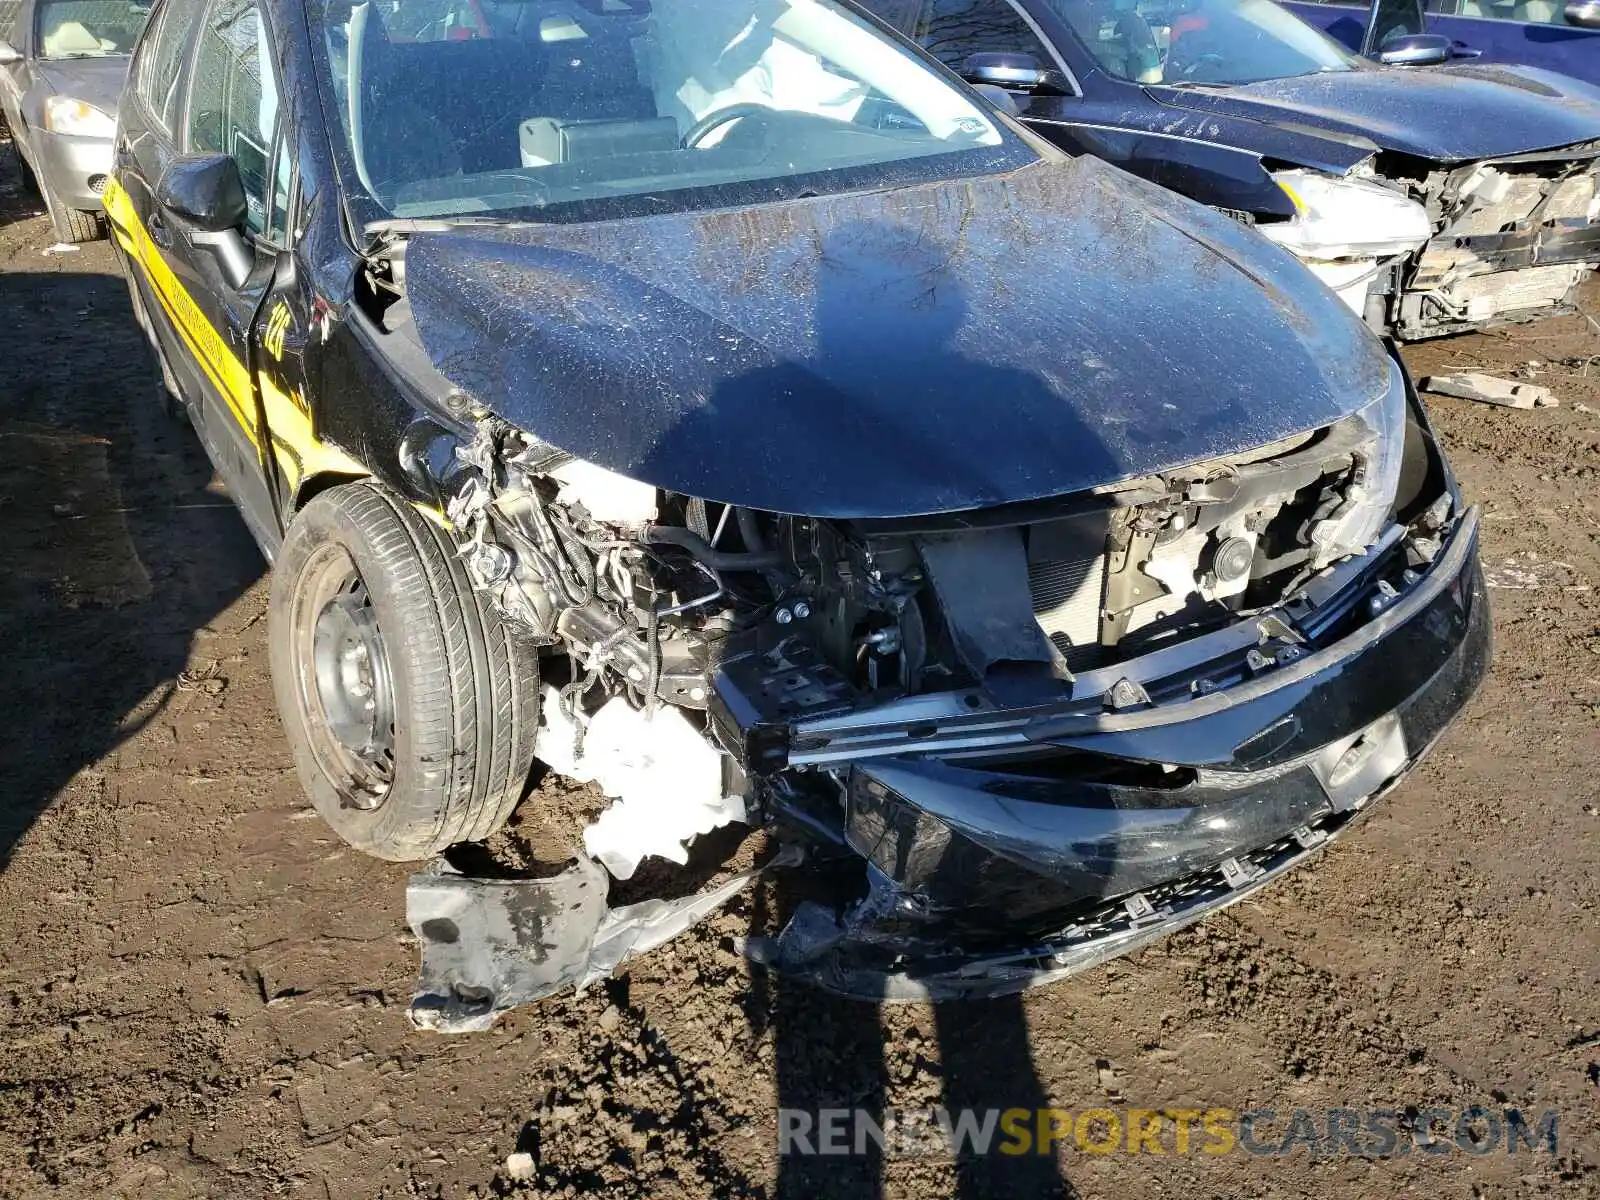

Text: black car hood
xmin=1150 ymin=65 xmax=1600 ymax=165
xmin=406 ymin=155 xmax=1391 ymax=518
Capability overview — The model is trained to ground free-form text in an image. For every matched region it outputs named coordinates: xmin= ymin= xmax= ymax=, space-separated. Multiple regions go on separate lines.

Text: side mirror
xmin=157 ymin=153 xmax=253 ymax=287
xmin=0 ymin=40 xmax=23 ymax=65
xmin=971 ymin=82 xmax=1022 ymax=118
xmin=960 ymin=52 xmax=1071 ymax=96
xmin=1361 ymin=0 xmax=1427 ymax=54
xmin=157 ymin=153 xmax=247 ymax=230
xmin=1378 ymin=31 xmax=1453 ymax=65
xmin=1566 ymin=0 xmax=1600 ymax=27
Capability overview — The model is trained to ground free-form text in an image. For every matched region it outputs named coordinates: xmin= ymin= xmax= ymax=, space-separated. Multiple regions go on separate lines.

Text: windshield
xmin=1045 ymin=0 xmax=1358 ymax=86
xmin=310 ymin=0 xmax=1033 ymax=223
xmin=36 ymin=0 xmax=150 ymax=57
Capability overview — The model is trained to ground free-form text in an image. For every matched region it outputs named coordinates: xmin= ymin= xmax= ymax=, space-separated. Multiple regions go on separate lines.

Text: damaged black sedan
xmin=110 ymin=0 xmax=1487 ymax=1025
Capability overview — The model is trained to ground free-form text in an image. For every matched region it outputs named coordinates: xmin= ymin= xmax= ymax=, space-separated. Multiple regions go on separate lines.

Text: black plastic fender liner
xmin=407 ymin=849 xmax=800 ymax=1031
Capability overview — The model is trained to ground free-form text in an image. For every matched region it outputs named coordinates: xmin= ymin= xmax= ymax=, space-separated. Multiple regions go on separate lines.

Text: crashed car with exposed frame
xmin=858 ymin=0 xmax=1600 ymax=340
xmin=109 ymin=0 xmax=1488 ymax=1026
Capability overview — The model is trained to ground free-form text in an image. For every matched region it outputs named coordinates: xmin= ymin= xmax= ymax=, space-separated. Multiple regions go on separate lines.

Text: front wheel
xmin=269 ymin=481 xmax=540 ymax=860
xmin=43 ymin=187 xmax=101 ymax=243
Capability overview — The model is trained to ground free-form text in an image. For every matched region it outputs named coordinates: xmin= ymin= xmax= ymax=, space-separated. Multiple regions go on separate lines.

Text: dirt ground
xmin=0 ymin=136 xmax=1596 ymax=1200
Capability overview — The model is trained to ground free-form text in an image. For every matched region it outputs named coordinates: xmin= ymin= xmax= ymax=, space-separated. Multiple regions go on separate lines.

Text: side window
xmin=886 ymin=0 xmax=1056 ymax=75
xmin=266 ymin=133 xmax=293 ymax=244
xmin=186 ymin=0 xmax=278 ymax=235
xmin=138 ymin=0 xmax=204 ymax=131
xmin=1461 ymin=0 xmax=1568 ymax=23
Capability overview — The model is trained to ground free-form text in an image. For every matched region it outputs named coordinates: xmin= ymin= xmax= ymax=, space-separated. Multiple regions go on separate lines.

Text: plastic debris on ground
xmin=534 ymin=685 xmax=746 ymax=880
xmin=406 ymin=846 xmax=798 ymax=1033
xmin=1422 ymin=371 xmax=1558 ymax=410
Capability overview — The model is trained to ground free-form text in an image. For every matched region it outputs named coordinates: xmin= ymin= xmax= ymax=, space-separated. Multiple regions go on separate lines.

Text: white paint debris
xmin=41 ymin=243 xmax=80 ymax=255
xmin=503 ymin=1151 xmax=535 ymax=1182
xmin=1485 ymin=554 xmax=1582 ymax=590
xmin=534 ymin=686 xmax=745 ymax=881
xmin=1422 ymin=372 xmax=1558 ymax=410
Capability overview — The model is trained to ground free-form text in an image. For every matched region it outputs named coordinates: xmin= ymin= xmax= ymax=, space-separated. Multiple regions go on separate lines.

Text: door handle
xmin=1450 ymin=41 xmax=1483 ymax=58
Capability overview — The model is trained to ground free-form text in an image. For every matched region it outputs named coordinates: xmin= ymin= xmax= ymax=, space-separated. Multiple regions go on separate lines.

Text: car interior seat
xmin=41 ymin=20 xmax=105 ymax=57
xmin=1515 ymin=0 xmax=1560 ymax=22
xmin=354 ymin=6 xmax=464 ymax=195
xmin=1048 ymin=0 xmax=1163 ymax=82
xmin=510 ymin=5 xmax=668 ymax=168
xmin=1460 ymin=0 xmax=1522 ymax=18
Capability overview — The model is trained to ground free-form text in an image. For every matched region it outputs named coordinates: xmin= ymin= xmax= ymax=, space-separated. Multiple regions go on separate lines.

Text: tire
xmin=269 ymin=480 xmax=540 ymax=861
xmin=45 ymin=189 xmax=101 ymax=243
xmin=11 ymin=138 xmax=38 ymax=196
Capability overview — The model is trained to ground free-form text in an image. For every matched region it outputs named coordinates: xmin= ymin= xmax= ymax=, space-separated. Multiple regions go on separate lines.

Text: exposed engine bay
xmin=396 ymin=358 xmax=1486 ymax=1030
xmin=347 ymin=137 xmax=1491 ymax=1028
xmin=431 ymin=366 xmax=1420 ymax=884
xmin=1388 ymin=146 xmax=1600 ymax=339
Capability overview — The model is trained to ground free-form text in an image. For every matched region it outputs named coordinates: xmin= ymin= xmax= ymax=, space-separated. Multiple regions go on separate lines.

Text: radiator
xmin=1028 ymin=554 xmax=1105 ymax=670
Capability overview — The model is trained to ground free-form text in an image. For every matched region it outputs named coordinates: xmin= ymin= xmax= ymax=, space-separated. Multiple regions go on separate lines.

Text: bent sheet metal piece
xmin=408 ymin=849 xmax=796 ymax=1032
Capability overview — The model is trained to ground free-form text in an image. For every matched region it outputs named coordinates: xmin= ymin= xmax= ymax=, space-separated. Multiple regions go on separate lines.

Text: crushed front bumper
xmin=1397 ymin=151 xmax=1600 ymax=339
xmin=758 ymin=508 xmax=1489 ymax=1000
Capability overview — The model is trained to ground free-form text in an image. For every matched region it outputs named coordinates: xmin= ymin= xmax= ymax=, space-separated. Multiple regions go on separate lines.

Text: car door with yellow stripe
xmin=111 ymin=0 xmax=291 ymax=556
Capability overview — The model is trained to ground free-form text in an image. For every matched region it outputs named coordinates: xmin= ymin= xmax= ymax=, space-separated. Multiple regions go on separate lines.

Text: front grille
xmin=1028 ymin=554 xmax=1104 ymax=670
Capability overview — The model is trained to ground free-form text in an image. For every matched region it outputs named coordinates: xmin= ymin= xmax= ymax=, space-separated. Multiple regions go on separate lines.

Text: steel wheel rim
xmin=293 ymin=544 xmax=396 ymax=809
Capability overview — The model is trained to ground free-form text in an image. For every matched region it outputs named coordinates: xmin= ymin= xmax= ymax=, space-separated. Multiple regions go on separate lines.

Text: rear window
xmin=36 ymin=0 xmax=150 ymax=58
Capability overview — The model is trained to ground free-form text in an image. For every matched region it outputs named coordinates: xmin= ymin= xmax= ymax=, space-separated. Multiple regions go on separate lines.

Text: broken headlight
xmin=1310 ymin=359 xmax=1408 ymax=565
xmin=1261 ymin=169 xmax=1431 ymax=261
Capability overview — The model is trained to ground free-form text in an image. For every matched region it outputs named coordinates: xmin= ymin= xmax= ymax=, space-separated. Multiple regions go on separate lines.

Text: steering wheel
xmin=682 ymin=103 xmax=774 ymax=149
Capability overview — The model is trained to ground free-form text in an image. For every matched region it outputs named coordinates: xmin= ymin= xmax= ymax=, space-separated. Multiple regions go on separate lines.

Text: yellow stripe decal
xmin=259 ymin=373 xmax=365 ymax=493
xmin=103 ymin=177 xmax=258 ymax=441
xmin=104 ymin=174 xmax=369 ymax=496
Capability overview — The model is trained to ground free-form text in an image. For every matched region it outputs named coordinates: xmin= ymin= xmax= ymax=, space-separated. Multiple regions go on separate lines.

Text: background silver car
xmin=0 ymin=0 xmax=150 ymax=242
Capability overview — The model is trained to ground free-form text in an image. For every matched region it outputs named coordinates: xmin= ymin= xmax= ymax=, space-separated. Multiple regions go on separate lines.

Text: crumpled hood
xmin=1150 ymin=65 xmax=1600 ymax=165
xmin=407 ymin=155 xmax=1391 ymax=518
xmin=35 ymin=57 xmax=127 ymax=121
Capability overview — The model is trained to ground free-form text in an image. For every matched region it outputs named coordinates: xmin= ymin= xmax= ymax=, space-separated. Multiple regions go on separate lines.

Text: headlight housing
xmin=1310 ymin=359 xmax=1408 ymax=565
xmin=1260 ymin=169 xmax=1431 ymax=261
xmin=43 ymin=97 xmax=116 ymax=138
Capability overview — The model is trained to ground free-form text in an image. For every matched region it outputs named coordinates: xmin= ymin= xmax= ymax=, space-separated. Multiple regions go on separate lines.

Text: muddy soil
xmin=0 ymin=137 xmax=1595 ymax=1199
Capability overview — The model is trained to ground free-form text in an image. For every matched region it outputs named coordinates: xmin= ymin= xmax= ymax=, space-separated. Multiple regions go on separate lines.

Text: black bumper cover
xmin=763 ymin=512 xmax=1490 ymax=1000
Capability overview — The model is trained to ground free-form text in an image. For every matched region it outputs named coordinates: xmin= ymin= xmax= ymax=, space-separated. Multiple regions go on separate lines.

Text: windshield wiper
xmin=363 ymin=215 xmax=540 ymax=250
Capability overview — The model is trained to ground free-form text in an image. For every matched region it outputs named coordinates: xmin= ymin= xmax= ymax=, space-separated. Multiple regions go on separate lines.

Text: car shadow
xmin=0 ymin=235 xmax=263 ymax=871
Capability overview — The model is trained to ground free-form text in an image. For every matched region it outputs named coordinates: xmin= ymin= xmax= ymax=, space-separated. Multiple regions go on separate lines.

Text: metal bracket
xmin=1219 ymin=856 xmax=1264 ymax=889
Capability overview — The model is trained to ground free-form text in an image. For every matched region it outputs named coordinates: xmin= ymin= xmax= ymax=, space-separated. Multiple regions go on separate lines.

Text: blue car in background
xmin=1285 ymin=0 xmax=1600 ymax=87
xmin=863 ymin=0 xmax=1600 ymax=339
